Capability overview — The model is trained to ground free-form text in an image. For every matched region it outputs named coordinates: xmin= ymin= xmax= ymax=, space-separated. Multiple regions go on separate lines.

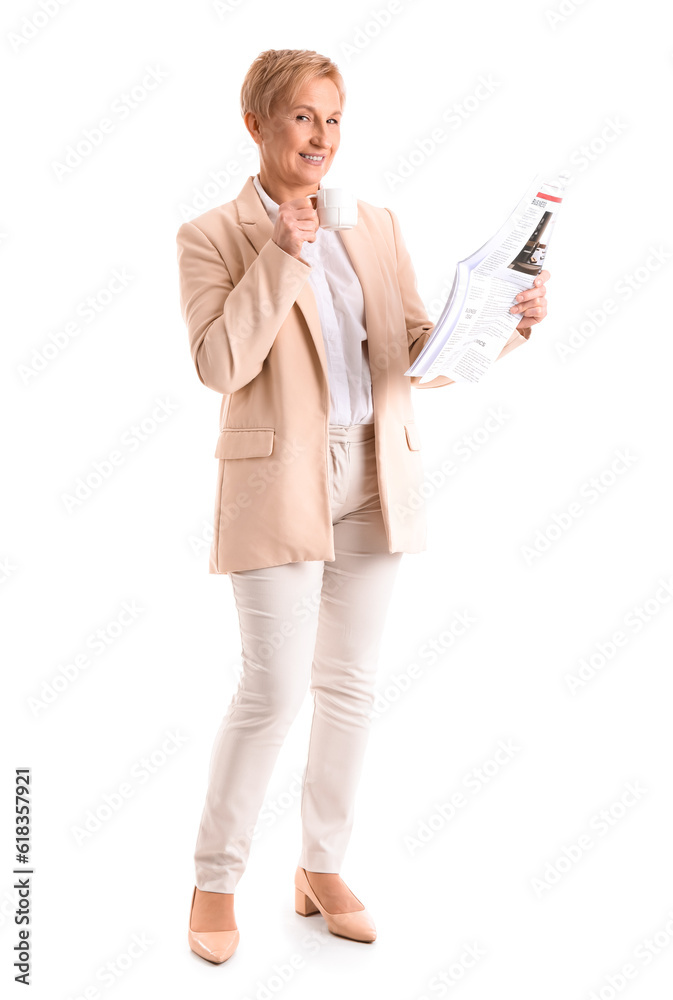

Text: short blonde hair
xmin=240 ymin=49 xmax=346 ymax=123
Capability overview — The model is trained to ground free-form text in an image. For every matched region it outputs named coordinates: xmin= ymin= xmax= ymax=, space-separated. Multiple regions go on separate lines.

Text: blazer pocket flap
xmin=404 ymin=421 xmax=421 ymax=451
xmin=215 ymin=427 xmax=275 ymax=459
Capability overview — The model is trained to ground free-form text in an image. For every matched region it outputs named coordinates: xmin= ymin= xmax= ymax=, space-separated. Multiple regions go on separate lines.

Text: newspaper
xmin=405 ymin=173 xmax=565 ymax=384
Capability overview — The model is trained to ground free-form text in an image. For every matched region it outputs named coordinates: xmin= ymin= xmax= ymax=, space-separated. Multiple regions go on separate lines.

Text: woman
xmin=176 ymin=48 xmax=549 ymax=965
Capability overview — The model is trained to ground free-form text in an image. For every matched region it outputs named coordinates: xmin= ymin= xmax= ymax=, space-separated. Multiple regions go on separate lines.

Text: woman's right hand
xmin=272 ymin=196 xmax=319 ymax=259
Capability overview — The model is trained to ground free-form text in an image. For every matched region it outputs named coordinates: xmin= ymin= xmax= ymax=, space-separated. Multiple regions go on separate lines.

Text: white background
xmin=2 ymin=0 xmax=672 ymax=997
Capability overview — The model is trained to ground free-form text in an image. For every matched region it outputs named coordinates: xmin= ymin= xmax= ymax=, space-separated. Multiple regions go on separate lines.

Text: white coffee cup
xmin=310 ymin=188 xmax=358 ymax=230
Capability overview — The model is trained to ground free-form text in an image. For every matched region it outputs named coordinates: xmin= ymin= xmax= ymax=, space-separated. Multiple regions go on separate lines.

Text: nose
xmin=310 ymin=121 xmax=331 ymax=149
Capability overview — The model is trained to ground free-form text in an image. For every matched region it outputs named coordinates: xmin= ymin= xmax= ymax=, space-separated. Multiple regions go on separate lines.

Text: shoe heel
xmin=295 ymin=886 xmax=319 ymax=916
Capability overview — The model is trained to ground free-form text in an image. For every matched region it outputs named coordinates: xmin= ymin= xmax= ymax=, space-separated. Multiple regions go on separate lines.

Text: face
xmin=246 ymin=76 xmax=342 ymax=197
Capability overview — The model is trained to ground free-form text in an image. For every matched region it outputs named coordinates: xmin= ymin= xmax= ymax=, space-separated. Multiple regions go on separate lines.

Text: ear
xmin=243 ymin=110 xmax=263 ymax=146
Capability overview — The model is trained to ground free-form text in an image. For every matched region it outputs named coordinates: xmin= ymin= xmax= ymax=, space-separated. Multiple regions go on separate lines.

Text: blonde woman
xmin=176 ymin=48 xmax=549 ymax=965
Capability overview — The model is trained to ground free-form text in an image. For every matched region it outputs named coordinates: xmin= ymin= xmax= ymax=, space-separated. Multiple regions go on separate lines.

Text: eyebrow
xmin=292 ymin=104 xmax=342 ymax=115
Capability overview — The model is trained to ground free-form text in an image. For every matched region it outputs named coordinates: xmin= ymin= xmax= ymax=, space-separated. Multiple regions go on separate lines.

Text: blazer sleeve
xmin=176 ymin=220 xmax=312 ymax=394
xmin=385 ymin=208 xmax=531 ymax=389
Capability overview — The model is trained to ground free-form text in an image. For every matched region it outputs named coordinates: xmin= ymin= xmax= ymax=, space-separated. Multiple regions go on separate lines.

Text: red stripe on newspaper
xmin=537 ymin=191 xmax=562 ymax=203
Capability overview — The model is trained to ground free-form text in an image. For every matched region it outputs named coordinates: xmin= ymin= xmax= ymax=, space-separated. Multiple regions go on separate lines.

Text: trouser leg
xmin=194 ymin=559 xmax=324 ymax=892
xmin=299 ymin=428 xmax=403 ymax=872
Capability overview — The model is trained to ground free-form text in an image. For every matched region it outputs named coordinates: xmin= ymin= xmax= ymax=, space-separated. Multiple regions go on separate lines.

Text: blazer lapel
xmin=233 ymin=175 xmax=387 ymax=391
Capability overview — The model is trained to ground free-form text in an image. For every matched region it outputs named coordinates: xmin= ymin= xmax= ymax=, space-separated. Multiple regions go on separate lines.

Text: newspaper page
xmin=405 ymin=174 xmax=565 ymax=384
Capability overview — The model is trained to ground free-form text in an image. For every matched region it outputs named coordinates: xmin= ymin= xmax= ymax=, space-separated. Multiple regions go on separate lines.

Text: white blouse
xmin=252 ymin=174 xmax=374 ymax=426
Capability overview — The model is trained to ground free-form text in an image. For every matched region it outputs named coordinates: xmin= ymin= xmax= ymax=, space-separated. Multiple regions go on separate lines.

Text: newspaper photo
xmin=405 ymin=174 xmax=565 ymax=384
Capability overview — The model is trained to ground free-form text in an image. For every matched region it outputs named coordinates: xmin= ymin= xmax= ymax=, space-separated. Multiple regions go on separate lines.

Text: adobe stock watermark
xmin=70 ymin=730 xmax=189 ymax=846
xmin=555 ymin=246 xmax=671 ymax=361
xmin=176 ymin=269 xmax=300 ymax=380
xmin=0 ymin=557 xmax=17 ymax=586
xmin=414 ymin=943 xmax=487 ymax=999
xmin=520 ymin=447 xmax=638 ymax=566
xmin=187 ymin=513 xmax=214 ymax=559
xmin=60 ymin=397 xmax=178 ymax=512
xmin=546 ymin=0 xmax=592 ymax=29
xmin=238 ymin=931 xmax=330 ymax=1000
xmin=338 ymin=1 xmax=405 ymax=62
xmin=64 ymin=931 xmax=154 ymax=999
xmin=585 ymin=907 xmax=673 ymax=1000
xmin=427 ymin=273 xmax=455 ymax=321
xmin=221 ymin=563 xmax=349 ymax=667
xmin=212 ymin=0 xmax=249 ymax=16
xmin=530 ymin=780 xmax=646 ymax=897
xmin=394 ymin=406 xmax=512 ymax=520
xmin=404 ymin=739 xmax=522 ymax=855
xmin=253 ymin=770 xmax=304 ymax=841
xmin=0 ymin=886 xmax=20 ymax=930
xmin=189 ymin=406 xmax=508 ymax=557
xmin=26 ymin=600 xmax=144 ymax=717
xmin=369 ymin=611 xmax=478 ymax=720
xmin=564 ymin=576 xmax=673 ymax=694
xmin=214 ymin=437 xmax=307 ymax=534
xmin=7 ymin=0 xmax=73 ymax=52
xmin=177 ymin=139 xmax=257 ymax=221
xmin=384 ymin=75 xmax=500 ymax=190
xmin=18 ymin=268 xmax=134 ymax=384
xmin=198 ymin=769 xmax=306 ymax=871
xmin=51 ymin=65 xmax=168 ymax=180
xmin=554 ymin=115 xmax=627 ymax=190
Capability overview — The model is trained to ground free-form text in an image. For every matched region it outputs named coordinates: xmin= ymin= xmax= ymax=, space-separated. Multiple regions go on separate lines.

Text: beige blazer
xmin=176 ymin=175 xmax=530 ymax=574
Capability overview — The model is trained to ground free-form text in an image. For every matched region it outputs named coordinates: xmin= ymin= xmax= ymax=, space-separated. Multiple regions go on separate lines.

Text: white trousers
xmin=194 ymin=421 xmax=403 ymax=892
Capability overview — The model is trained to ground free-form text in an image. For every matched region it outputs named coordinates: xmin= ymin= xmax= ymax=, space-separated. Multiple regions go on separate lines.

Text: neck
xmin=257 ymin=167 xmax=320 ymax=206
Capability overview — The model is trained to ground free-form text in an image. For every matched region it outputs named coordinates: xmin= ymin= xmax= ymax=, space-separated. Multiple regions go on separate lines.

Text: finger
xmin=514 ymin=286 xmax=546 ymax=305
xmin=522 ymin=305 xmax=545 ymax=319
xmin=294 ymin=222 xmax=319 ymax=238
xmin=286 ymin=197 xmax=318 ymax=209
xmin=516 ymin=270 xmax=551 ymax=301
xmin=523 ymin=278 xmax=549 ymax=298
xmin=511 ymin=293 xmax=543 ymax=314
xmin=511 ymin=290 xmax=546 ymax=314
xmin=512 ymin=302 xmax=545 ymax=318
xmin=284 ymin=207 xmax=318 ymax=221
xmin=517 ymin=301 xmax=547 ymax=321
xmin=285 ymin=197 xmax=319 ymax=217
xmin=512 ymin=277 xmax=548 ymax=309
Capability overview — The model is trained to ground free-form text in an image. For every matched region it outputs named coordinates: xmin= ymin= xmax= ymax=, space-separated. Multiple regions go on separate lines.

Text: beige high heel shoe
xmin=294 ymin=866 xmax=377 ymax=942
xmin=187 ymin=886 xmax=240 ymax=964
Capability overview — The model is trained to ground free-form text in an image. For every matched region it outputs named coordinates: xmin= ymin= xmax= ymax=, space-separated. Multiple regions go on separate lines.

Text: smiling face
xmin=245 ymin=75 xmax=342 ymax=205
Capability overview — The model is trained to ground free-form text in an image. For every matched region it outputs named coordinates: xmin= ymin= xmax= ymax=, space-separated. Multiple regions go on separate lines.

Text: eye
xmin=295 ymin=115 xmax=340 ymax=125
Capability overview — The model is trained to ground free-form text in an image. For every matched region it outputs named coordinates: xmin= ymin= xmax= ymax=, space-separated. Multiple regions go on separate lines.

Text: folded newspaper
xmin=405 ymin=173 xmax=565 ymax=384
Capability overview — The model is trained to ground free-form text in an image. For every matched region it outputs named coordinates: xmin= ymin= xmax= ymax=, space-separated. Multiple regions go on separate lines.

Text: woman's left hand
xmin=510 ymin=269 xmax=550 ymax=329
